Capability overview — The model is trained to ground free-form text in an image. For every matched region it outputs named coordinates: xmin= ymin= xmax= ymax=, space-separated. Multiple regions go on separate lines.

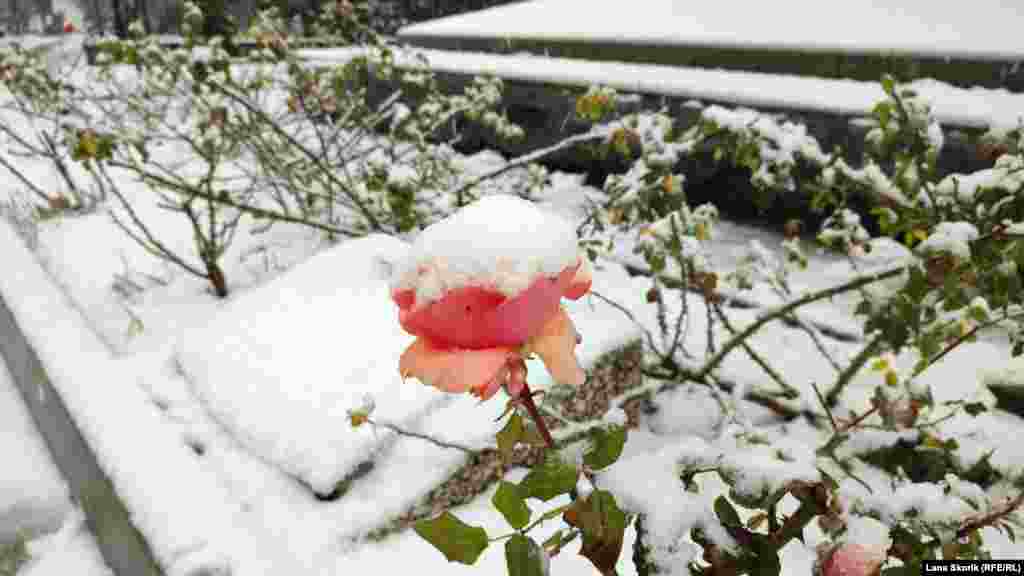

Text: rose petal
xmin=564 ymin=255 xmax=592 ymax=300
xmin=528 ymin=307 xmax=585 ymax=387
xmin=822 ymin=544 xmax=886 ymax=576
xmin=394 ymin=264 xmax=582 ymax=350
xmin=392 ymin=288 xmax=415 ymax=310
xmin=399 ymin=338 xmax=514 ymax=399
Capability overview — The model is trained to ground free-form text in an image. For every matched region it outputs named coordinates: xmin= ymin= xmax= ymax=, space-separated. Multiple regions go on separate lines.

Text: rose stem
xmin=519 ymin=383 xmax=583 ymax=534
xmin=518 ymin=382 xmax=555 ymax=449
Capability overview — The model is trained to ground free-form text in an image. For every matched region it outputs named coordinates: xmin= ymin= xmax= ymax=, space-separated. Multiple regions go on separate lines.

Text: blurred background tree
xmin=0 ymin=0 xmax=524 ymax=38
xmin=0 ymin=0 xmax=68 ymax=35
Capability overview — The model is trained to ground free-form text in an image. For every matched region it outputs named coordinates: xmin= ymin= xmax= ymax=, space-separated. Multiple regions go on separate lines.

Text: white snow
xmin=306 ymin=45 xmax=1024 ymax=131
xmin=399 ymin=0 xmax=1024 ymax=62
xmin=936 ymin=154 xmax=1024 ymax=203
xmin=0 ymin=220 xmax=294 ymax=575
xmin=917 ymin=221 xmax=979 ymax=260
xmin=175 ymin=234 xmax=437 ymax=495
xmin=0 ymin=362 xmax=69 ymax=546
xmin=19 ymin=510 xmax=112 ymax=576
xmin=981 ymin=355 xmax=1024 ymax=391
xmin=391 ymin=194 xmax=583 ymax=307
xmin=597 ymin=438 xmax=729 ymax=572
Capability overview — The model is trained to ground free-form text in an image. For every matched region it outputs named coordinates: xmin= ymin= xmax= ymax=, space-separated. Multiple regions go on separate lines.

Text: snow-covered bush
xmin=552 ymin=77 xmax=1024 ymax=575
xmin=0 ymin=2 xmax=526 ymax=297
xmin=367 ymin=78 xmax=1024 ymax=575
xmin=0 ymin=40 xmax=106 ymax=214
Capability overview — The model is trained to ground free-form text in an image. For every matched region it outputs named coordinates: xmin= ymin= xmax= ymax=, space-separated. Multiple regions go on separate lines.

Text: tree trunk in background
xmin=137 ymin=0 xmax=152 ymax=33
xmin=9 ymin=0 xmax=24 ymax=34
xmin=89 ymin=0 xmax=106 ymax=34
xmin=111 ymin=0 xmax=127 ymax=36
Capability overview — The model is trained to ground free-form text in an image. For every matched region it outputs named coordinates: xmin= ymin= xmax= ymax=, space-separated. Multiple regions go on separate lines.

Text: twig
xmin=712 ymin=301 xmax=799 ymax=398
xmin=911 ymin=309 xmax=1024 ymax=381
xmin=450 ymin=129 xmax=609 ymax=201
xmin=367 ymin=418 xmax=476 ymax=454
xmin=956 ymin=492 xmax=1024 ymax=540
xmin=589 ymin=289 xmax=661 ymax=363
xmin=824 ymin=334 xmax=883 ymax=407
xmin=107 ymin=160 xmax=358 ymax=237
xmin=0 ymin=152 xmax=51 ymax=203
xmin=696 ymin=266 xmax=905 ymax=384
xmin=811 ymin=381 xmax=838 ymax=431
xmin=214 ymin=82 xmax=385 ymax=231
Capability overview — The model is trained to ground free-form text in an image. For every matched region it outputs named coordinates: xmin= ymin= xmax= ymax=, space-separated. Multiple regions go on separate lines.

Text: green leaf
xmin=750 ymin=546 xmax=781 ymax=576
xmin=505 ymin=535 xmax=546 ymax=576
xmin=714 ymin=495 xmax=742 ymax=527
xmin=881 ymin=74 xmax=896 ymax=96
xmin=854 ymin=300 xmax=873 ymax=317
xmin=572 ymin=490 xmax=628 ymax=575
xmin=583 ymin=424 xmax=628 ymax=471
xmin=413 ymin=512 xmax=489 ymax=565
xmin=542 ymin=528 xmax=573 ymax=554
xmin=492 ymin=481 xmax=532 ymax=529
xmin=496 ymin=412 xmax=524 ymax=460
xmin=520 ymin=453 xmax=579 ymax=502
xmin=537 ymin=503 xmax=572 ymax=524
xmin=873 ymin=101 xmax=892 ymax=128
xmin=885 ymin=370 xmax=899 ymax=387
xmin=521 ymin=423 xmax=550 ymax=448
xmin=963 ymin=402 xmax=988 ymax=416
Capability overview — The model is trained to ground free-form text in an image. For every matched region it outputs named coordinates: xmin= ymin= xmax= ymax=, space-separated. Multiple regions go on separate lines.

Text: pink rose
xmin=392 ymin=196 xmax=592 ymax=400
xmin=819 ymin=543 xmax=886 ymax=576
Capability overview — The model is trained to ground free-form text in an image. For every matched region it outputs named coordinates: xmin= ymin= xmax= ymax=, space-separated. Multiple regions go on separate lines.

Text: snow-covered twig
xmin=449 ymin=129 xmax=611 ymax=201
xmin=824 ymin=334 xmax=883 ymax=407
xmin=696 ymin=266 xmax=906 ymax=383
xmin=366 ymin=418 xmax=476 ymax=454
xmin=712 ymin=301 xmax=798 ymax=398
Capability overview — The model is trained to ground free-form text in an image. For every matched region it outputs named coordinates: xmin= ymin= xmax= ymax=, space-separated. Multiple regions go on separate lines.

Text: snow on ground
xmin=398 ymin=0 xmax=1024 ymax=61
xmin=176 ymin=233 xmax=438 ymax=495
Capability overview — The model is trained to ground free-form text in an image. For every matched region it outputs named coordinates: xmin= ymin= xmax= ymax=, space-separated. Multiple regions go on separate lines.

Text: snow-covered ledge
xmin=397 ymin=0 xmax=1024 ymax=92
xmin=0 ymin=220 xmax=281 ymax=576
xmin=0 ymin=225 xmax=163 ymax=575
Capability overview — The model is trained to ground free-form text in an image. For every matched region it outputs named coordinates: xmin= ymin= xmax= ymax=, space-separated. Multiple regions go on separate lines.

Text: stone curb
xmin=0 ymin=256 xmax=164 ymax=576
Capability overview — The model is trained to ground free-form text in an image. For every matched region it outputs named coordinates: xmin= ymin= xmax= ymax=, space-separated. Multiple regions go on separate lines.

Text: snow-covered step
xmin=0 ymin=356 xmax=71 ymax=547
xmin=326 ymin=46 xmax=1023 ymax=131
xmin=398 ymin=0 xmax=1024 ymax=92
xmin=0 ymin=241 xmax=162 ymax=575
xmin=303 ymin=43 xmax=1021 ymax=185
xmin=0 ymin=220 xmax=297 ymax=576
